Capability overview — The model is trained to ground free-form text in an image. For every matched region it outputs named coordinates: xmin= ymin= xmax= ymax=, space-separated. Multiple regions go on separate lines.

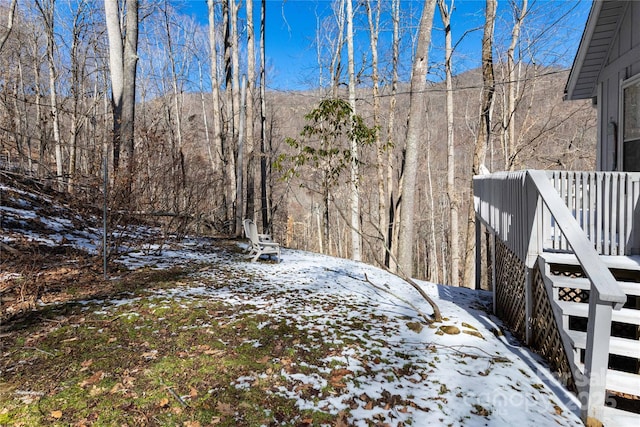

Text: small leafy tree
xmin=275 ymin=98 xmax=376 ymax=254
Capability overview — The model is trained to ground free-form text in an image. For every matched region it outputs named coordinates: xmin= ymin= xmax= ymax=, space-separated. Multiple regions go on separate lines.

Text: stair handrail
xmin=527 ymin=170 xmax=626 ymax=424
xmin=527 ymin=170 xmax=626 ymax=307
xmin=474 ymin=170 xmax=629 ymax=424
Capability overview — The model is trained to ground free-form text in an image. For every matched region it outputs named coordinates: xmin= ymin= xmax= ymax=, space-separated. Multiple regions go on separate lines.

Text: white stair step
xmin=556 ymin=301 xmax=640 ymax=326
xmin=550 ymin=275 xmax=640 ymax=296
xmin=605 ymin=370 xmax=640 ymax=397
xmin=541 ymin=252 xmax=640 ymax=272
xmin=566 ymin=329 xmax=640 ymax=358
xmin=602 ymin=405 xmax=640 ymax=427
xmin=576 ymin=363 xmax=640 ymax=396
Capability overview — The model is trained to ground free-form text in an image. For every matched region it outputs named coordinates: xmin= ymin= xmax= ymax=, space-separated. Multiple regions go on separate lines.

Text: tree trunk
xmin=32 ymin=37 xmax=44 ymax=177
xmin=386 ymin=0 xmax=400 ymax=269
xmin=505 ymin=0 xmax=528 ymax=171
xmin=259 ymin=0 xmax=270 ymax=231
xmin=330 ymin=0 xmax=346 ymax=98
xmin=323 ymin=180 xmax=330 ymax=255
xmin=67 ymin=2 xmax=89 ymax=193
xmin=366 ymin=0 xmax=385 ymax=263
xmin=0 ymin=0 xmax=17 ymax=53
xmin=438 ymin=0 xmax=459 ymax=286
xmin=36 ymin=0 xmax=64 ymax=190
xmin=245 ymin=0 xmax=256 ymax=221
xmin=397 ymin=0 xmax=437 ymax=277
xmin=198 ymin=62 xmax=215 ymax=171
xmin=207 ymin=0 xmax=224 ymax=180
xmin=222 ymin=0 xmax=237 ymax=230
xmin=346 ymin=0 xmax=361 ymax=261
xmin=162 ymin=2 xmax=186 ymax=209
xmin=463 ymin=0 xmax=497 ymax=287
xmin=104 ymin=0 xmax=138 ymax=191
xmin=426 ymin=130 xmax=440 ymax=283
xmin=230 ymin=0 xmax=241 ymax=235
xmin=235 ymin=77 xmax=246 ymax=235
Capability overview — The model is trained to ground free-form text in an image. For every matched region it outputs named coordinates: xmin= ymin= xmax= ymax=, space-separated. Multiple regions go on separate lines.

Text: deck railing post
xmin=475 ymin=214 xmax=482 ymax=290
xmin=580 ymin=291 xmax=615 ymax=426
xmin=524 ymin=268 xmax=533 ymax=345
xmin=491 ymin=233 xmax=497 ymax=315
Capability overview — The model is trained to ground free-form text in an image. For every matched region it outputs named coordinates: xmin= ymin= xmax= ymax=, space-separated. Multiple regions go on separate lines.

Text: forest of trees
xmin=0 ymin=0 xmax=596 ymax=286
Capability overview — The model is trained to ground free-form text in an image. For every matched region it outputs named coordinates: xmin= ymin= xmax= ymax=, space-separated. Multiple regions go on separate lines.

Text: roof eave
xmin=565 ymin=0 xmax=604 ymax=101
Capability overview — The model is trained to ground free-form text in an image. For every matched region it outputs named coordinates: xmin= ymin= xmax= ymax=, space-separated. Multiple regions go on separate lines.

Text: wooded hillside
xmin=0 ymin=0 xmax=595 ymax=284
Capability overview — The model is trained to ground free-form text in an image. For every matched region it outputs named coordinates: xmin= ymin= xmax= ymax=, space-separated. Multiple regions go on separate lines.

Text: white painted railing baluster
xmin=474 ymin=170 xmax=630 ymax=427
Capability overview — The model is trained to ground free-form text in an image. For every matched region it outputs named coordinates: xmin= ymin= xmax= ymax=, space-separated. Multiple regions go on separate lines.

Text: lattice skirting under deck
xmin=494 ymin=239 xmax=526 ymax=340
xmin=494 ymin=238 xmax=575 ymax=391
xmin=531 ymin=267 xmax=576 ymax=391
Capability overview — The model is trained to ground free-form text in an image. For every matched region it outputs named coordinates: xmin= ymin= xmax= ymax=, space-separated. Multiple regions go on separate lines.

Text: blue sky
xmin=177 ymin=0 xmax=591 ymax=90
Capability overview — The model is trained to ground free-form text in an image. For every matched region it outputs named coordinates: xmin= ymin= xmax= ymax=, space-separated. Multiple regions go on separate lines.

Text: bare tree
xmin=365 ymin=0 xmax=387 ymax=262
xmin=463 ymin=0 xmax=497 ymax=286
xmin=160 ymin=0 xmax=187 ymax=210
xmin=503 ymin=0 xmax=528 ymax=170
xmin=207 ymin=0 xmax=224 ymax=184
xmin=396 ymin=0 xmax=437 ymax=277
xmin=330 ymin=0 xmax=346 ymax=97
xmin=437 ymin=0 xmax=459 ymax=286
xmin=386 ymin=0 xmax=400 ymax=269
xmin=65 ymin=0 xmax=93 ymax=193
xmin=245 ymin=0 xmax=256 ymax=222
xmin=0 ymin=0 xmax=18 ymax=53
xmin=259 ymin=0 xmax=271 ymax=231
xmin=35 ymin=0 xmax=64 ymax=189
xmin=221 ymin=0 xmax=238 ymax=231
xmin=346 ymin=0 xmax=361 ymax=261
xmin=229 ymin=0 xmax=242 ymax=235
xmin=104 ymin=0 xmax=139 ymax=187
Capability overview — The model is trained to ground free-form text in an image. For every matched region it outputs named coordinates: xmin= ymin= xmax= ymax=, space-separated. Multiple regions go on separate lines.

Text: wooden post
xmin=581 ymin=290 xmax=614 ymax=426
xmin=475 ymin=214 xmax=482 ymax=290
xmin=524 ymin=268 xmax=533 ymax=345
xmin=491 ymin=233 xmax=497 ymax=315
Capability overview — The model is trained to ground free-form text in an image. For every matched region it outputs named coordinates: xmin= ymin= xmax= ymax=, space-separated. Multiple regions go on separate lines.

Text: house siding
xmin=597 ymin=1 xmax=640 ymax=171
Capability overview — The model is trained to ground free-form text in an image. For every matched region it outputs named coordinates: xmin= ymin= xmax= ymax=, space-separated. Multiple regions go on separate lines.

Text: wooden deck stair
xmin=539 ymin=252 xmax=640 ymax=425
xmin=474 ymin=170 xmax=640 ymax=425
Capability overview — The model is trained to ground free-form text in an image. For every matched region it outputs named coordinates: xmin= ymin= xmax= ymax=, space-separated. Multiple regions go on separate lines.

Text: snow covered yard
xmin=115 ymin=244 xmax=585 ymax=426
xmin=0 ymin=182 xmax=584 ymax=426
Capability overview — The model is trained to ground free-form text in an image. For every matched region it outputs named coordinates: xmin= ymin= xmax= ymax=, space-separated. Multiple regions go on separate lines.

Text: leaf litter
xmin=0 ymin=181 xmax=585 ymax=426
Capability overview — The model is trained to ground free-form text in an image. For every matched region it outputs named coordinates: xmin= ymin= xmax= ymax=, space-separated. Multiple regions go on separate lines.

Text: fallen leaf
xmin=89 ymin=386 xmax=106 ymax=397
xmin=335 ymin=411 xmax=349 ymax=427
xmin=216 ymin=402 xmax=234 ymax=416
xmin=331 ymin=368 xmax=353 ymax=378
xmin=51 ymin=410 xmax=63 ymax=419
xmin=79 ymin=371 xmax=104 ymax=388
xmin=109 ymin=383 xmax=124 ymax=394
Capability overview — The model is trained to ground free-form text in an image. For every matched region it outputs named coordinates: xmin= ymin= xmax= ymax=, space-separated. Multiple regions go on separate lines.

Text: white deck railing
xmin=546 ymin=171 xmax=640 ymax=256
xmin=474 ymin=170 xmax=628 ymax=425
